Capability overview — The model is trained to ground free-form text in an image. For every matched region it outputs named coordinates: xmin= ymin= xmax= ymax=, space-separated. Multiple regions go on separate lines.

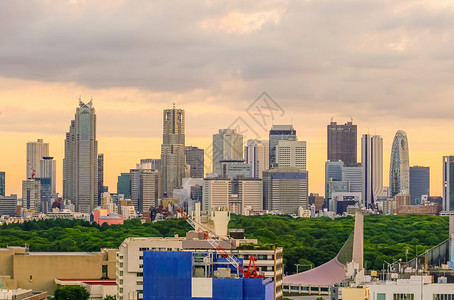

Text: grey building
xmin=22 ymin=179 xmax=40 ymax=210
xmin=139 ymin=159 xmax=161 ymax=171
xmin=212 ymin=129 xmax=243 ymax=175
xmin=389 ymin=130 xmax=410 ymax=197
xmin=26 ymin=139 xmax=49 ymax=179
xmin=443 ymin=156 xmax=454 ymax=211
xmin=263 ymin=166 xmax=308 ymax=214
xmin=327 ymin=121 xmax=357 ymax=166
xmin=361 ymin=134 xmax=383 ymax=209
xmin=244 ymin=139 xmax=269 ymax=179
xmin=269 ymin=125 xmax=296 ymax=168
xmin=219 ymin=160 xmax=251 ymax=179
xmin=0 ymin=194 xmax=17 ymax=216
xmin=98 ymin=154 xmax=104 ymax=206
xmin=325 ymin=161 xmax=344 ymax=199
xmin=40 ymin=157 xmax=56 ymax=198
xmin=185 ymin=146 xmax=204 ymax=178
xmin=0 ymin=172 xmax=5 ymax=196
xmin=63 ymin=100 xmax=98 ymax=213
xmin=130 ymin=169 xmax=160 ymax=213
xmin=117 ymin=173 xmax=131 ymax=199
xmin=342 ymin=164 xmax=362 ymax=193
xmin=161 ymin=106 xmax=185 ymax=197
xmin=410 ymin=166 xmax=430 ymax=205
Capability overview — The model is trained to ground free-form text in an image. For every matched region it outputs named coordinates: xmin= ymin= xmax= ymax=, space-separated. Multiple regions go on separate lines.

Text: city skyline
xmin=1 ymin=1 xmax=454 ymax=198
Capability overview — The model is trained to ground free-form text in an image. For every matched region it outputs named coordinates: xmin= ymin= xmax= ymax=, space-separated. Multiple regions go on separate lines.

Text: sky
xmin=1 ymin=0 xmax=454 ymax=198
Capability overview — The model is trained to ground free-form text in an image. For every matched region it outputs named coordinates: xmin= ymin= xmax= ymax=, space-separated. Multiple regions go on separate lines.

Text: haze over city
xmin=1 ymin=0 xmax=454 ymax=196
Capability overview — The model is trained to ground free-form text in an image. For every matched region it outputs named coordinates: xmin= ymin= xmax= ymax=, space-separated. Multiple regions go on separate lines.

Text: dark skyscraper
xmin=185 ymin=146 xmax=204 ymax=178
xmin=269 ymin=125 xmax=297 ymax=168
xmin=443 ymin=156 xmax=454 ymax=211
xmin=327 ymin=121 xmax=357 ymax=166
xmin=410 ymin=166 xmax=430 ymax=205
xmin=0 ymin=172 xmax=5 ymax=196
xmin=98 ymin=153 xmax=104 ymax=206
xmin=117 ymin=172 xmax=131 ymax=199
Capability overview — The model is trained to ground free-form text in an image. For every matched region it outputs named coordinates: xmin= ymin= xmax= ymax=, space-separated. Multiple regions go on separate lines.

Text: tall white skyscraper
xmin=389 ymin=130 xmax=410 ymax=197
xmin=26 ymin=139 xmax=49 ymax=179
xmin=244 ymin=140 xmax=269 ymax=179
xmin=161 ymin=106 xmax=185 ymax=197
xmin=443 ymin=156 xmax=454 ymax=211
xmin=212 ymin=129 xmax=243 ymax=175
xmin=276 ymin=140 xmax=306 ymax=170
xmin=361 ymin=134 xmax=383 ymax=208
xmin=63 ymin=100 xmax=98 ymax=213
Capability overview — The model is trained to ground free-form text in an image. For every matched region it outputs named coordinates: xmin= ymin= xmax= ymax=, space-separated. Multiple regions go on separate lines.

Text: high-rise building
xmin=443 ymin=156 xmax=454 ymax=211
xmin=161 ymin=106 xmax=185 ymax=197
xmin=327 ymin=121 xmax=357 ymax=166
xmin=130 ymin=169 xmax=160 ymax=213
xmin=212 ymin=129 xmax=243 ymax=175
xmin=117 ymin=173 xmax=131 ymax=199
xmin=232 ymin=178 xmax=263 ymax=214
xmin=63 ymin=100 xmax=98 ymax=213
xmin=218 ymin=160 xmax=251 ymax=179
xmin=0 ymin=194 xmax=17 ymax=216
xmin=389 ymin=130 xmax=410 ymax=197
xmin=26 ymin=139 xmax=49 ymax=179
xmin=185 ymin=146 xmax=204 ymax=178
xmin=40 ymin=157 xmax=56 ymax=197
xmin=263 ymin=166 xmax=308 ymax=214
xmin=410 ymin=166 xmax=430 ymax=205
xmin=203 ymin=178 xmax=231 ymax=211
xmin=244 ymin=140 xmax=269 ymax=179
xmin=342 ymin=164 xmax=362 ymax=193
xmin=269 ymin=125 xmax=296 ymax=168
xmin=0 ymin=172 xmax=5 ymax=196
xmin=22 ymin=179 xmax=40 ymax=210
xmin=138 ymin=159 xmax=161 ymax=171
xmin=276 ymin=140 xmax=306 ymax=170
xmin=98 ymin=154 xmax=104 ymax=206
xmin=361 ymin=134 xmax=383 ymax=208
xmin=325 ymin=160 xmax=344 ymax=200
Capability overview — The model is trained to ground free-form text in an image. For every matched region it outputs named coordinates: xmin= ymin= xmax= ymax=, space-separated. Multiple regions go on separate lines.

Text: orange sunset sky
xmin=1 ymin=1 xmax=454 ymax=198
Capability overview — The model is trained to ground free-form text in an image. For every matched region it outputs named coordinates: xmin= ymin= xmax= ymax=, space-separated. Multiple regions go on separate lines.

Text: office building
xmin=276 ymin=140 xmax=306 ymax=170
xmin=342 ymin=164 xmax=362 ymax=193
xmin=410 ymin=166 xmax=430 ymax=205
xmin=212 ymin=129 xmax=243 ymax=175
xmin=0 ymin=171 xmax=5 ymax=196
xmin=138 ymin=159 xmax=161 ymax=171
xmin=0 ymin=194 xmax=17 ymax=216
xmin=185 ymin=146 xmax=204 ymax=178
xmin=269 ymin=125 xmax=297 ymax=168
xmin=35 ymin=177 xmax=51 ymax=212
xmin=325 ymin=160 xmax=344 ymax=199
xmin=309 ymin=193 xmax=325 ymax=212
xmin=327 ymin=121 xmax=357 ymax=165
xmin=389 ymin=130 xmax=410 ymax=197
xmin=22 ymin=179 xmax=40 ymax=210
xmin=263 ymin=166 xmax=308 ymax=214
xmin=231 ymin=178 xmax=263 ymax=214
xmin=361 ymin=134 xmax=383 ymax=208
xmin=443 ymin=156 xmax=454 ymax=211
xmin=98 ymin=153 xmax=104 ymax=206
xmin=117 ymin=173 xmax=131 ymax=199
xmin=160 ymin=106 xmax=185 ymax=197
xmin=39 ymin=157 xmax=56 ymax=197
xmin=63 ymin=100 xmax=98 ymax=213
xmin=26 ymin=139 xmax=49 ymax=179
xmin=244 ymin=139 xmax=269 ymax=179
xmin=203 ymin=178 xmax=231 ymax=211
xmin=130 ymin=169 xmax=160 ymax=213
xmin=218 ymin=160 xmax=251 ymax=179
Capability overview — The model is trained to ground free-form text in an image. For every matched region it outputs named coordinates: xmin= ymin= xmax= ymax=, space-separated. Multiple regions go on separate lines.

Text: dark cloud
xmin=1 ymin=0 xmax=454 ymax=121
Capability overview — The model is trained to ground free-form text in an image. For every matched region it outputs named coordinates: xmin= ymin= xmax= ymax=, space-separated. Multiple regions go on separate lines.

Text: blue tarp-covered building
xmin=143 ymin=251 xmax=274 ymax=300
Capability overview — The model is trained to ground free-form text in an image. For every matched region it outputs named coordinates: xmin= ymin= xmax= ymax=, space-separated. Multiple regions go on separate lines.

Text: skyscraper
xmin=98 ymin=153 xmax=104 ymax=206
xmin=185 ymin=146 xmax=204 ymax=178
xmin=37 ymin=156 xmax=56 ymax=212
xmin=361 ymin=134 xmax=383 ymax=208
xmin=130 ymin=169 xmax=160 ymax=213
xmin=389 ymin=130 xmax=410 ymax=197
xmin=327 ymin=121 xmax=357 ymax=165
xmin=269 ymin=125 xmax=296 ymax=168
xmin=117 ymin=173 xmax=131 ymax=199
xmin=443 ymin=156 xmax=454 ymax=211
xmin=244 ymin=139 xmax=269 ymax=179
xmin=40 ymin=157 xmax=56 ymax=196
xmin=22 ymin=179 xmax=40 ymax=210
xmin=26 ymin=139 xmax=49 ymax=179
xmin=63 ymin=100 xmax=98 ymax=213
xmin=276 ymin=140 xmax=307 ymax=170
xmin=212 ymin=129 xmax=243 ymax=175
xmin=0 ymin=172 xmax=4 ymax=196
xmin=410 ymin=166 xmax=430 ymax=205
xmin=161 ymin=106 xmax=185 ymax=197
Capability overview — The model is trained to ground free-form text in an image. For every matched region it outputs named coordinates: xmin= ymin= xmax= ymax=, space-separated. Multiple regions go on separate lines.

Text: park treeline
xmin=0 ymin=214 xmax=448 ymax=273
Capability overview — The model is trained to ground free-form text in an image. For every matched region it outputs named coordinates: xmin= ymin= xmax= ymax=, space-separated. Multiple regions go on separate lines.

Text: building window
xmin=434 ymin=295 xmax=454 ymax=300
xmin=393 ymin=294 xmax=414 ymax=300
xmin=139 ymin=264 xmax=143 ymax=269
xmin=139 ymin=256 xmax=143 ymax=260
xmin=102 ymin=265 xmax=108 ymax=279
xmin=139 ymin=247 xmax=149 ymax=251
xmin=137 ymin=272 xmax=143 ymax=277
xmin=377 ymin=293 xmax=386 ymax=300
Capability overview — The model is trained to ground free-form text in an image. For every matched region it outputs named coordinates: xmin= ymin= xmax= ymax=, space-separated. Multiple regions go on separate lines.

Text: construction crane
xmin=177 ymin=207 xmax=264 ymax=279
xmin=26 ymin=160 xmax=36 ymax=179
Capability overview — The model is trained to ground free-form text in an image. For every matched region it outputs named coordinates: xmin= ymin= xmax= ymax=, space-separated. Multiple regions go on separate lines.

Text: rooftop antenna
xmin=330 ymin=117 xmax=334 ymax=123
xmin=173 ymin=103 xmax=176 ymax=109
xmin=350 ymin=116 xmax=353 ymax=122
